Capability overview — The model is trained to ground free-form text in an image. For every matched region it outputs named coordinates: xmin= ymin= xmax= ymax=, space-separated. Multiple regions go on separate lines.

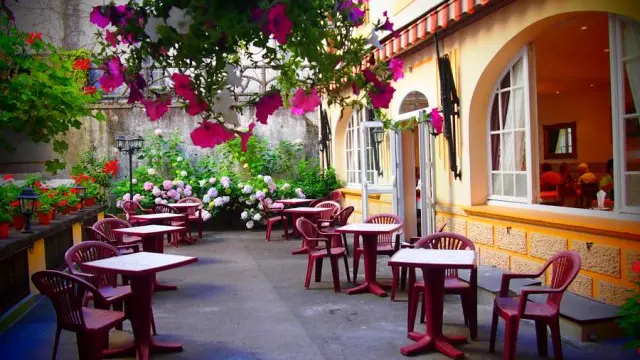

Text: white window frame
xmin=486 ymin=47 xmax=533 ymax=204
xmin=345 ymin=106 xmax=381 ymax=187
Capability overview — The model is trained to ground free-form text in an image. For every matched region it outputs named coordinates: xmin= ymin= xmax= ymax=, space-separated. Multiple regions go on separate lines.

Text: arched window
xmin=345 ymin=107 xmax=385 ymax=185
xmin=399 ymin=91 xmax=429 ymax=114
xmin=488 ymin=48 xmax=531 ymax=202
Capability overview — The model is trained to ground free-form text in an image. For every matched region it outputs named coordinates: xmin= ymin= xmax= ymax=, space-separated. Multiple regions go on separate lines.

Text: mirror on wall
xmin=543 ymin=122 xmax=577 ymax=159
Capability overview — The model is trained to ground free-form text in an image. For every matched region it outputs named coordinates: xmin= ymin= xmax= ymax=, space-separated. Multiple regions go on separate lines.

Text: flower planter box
xmin=12 ymin=216 xmax=24 ymax=231
xmin=84 ymin=197 xmax=96 ymax=206
xmin=37 ymin=211 xmax=52 ymax=225
xmin=0 ymin=222 xmax=9 ymax=238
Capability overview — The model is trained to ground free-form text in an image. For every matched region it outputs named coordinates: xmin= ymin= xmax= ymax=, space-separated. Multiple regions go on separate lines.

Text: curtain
xmin=554 ymin=129 xmax=566 ymax=154
xmin=501 ymin=90 xmax=515 ymax=171
xmin=622 ymin=19 xmax=640 ymax=116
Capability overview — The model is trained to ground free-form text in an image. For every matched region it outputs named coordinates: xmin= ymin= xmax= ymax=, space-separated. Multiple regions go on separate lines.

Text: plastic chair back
xmin=177 ymin=197 xmax=202 ymax=217
xmin=296 ymin=217 xmax=327 ymax=253
xmin=328 ymin=190 xmax=343 ymax=205
xmin=334 ymin=206 xmax=355 ymax=226
xmin=121 ymin=200 xmax=141 ymax=220
xmin=92 ymin=218 xmax=132 ymax=244
xmin=314 ymin=201 xmax=340 ymax=221
xmin=152 ymin=204 xmax=179 ymax=214
xmin=364 ymin=214 xmax=404 ymax=248
xmin=65 ymin=241 xmax=119 ymax=288
xmin=414 ymin=232 xmax=475 ymax=278
xmin=545 ymin=251 xmax=582 ymax=306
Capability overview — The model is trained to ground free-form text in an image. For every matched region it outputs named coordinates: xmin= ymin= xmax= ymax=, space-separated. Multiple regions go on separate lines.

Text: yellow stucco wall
xmin=326 ymin=0 xmax=640 ymax=306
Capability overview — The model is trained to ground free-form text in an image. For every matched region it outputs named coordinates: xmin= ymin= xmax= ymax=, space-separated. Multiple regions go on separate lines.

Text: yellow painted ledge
xmin=465 ymin=205 xmax=640 ymax=241
xmin=339 ymin=187 xmax=382 ymax=200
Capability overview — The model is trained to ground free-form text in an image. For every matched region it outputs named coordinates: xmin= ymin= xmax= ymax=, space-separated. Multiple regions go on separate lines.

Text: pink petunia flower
xmin=351 ymin=81 xmax=360 ymax=95
xmin=381 ymin=11 xmax=394 ymax=32
xmin=363 ymin=68 xmax=381 ymax=87
xmin=290 ymin=88 xmax=321 ymax=116
xmin=369 ymin=82 xmax=396 ymax=109
xmin=98 ymin=57 xmax=124 ymax=92
xmin=339 ymin=1 xmax=365 ymax=26
xmin=127 ymin=73 xmax=147 ymax=104
xmin=186 ymin=97 xmax=208 ymax=116
xmin=266 ymin=4 xmax=292 ymax=45
xmin=388 ymin=58 xmax=404 ymax=82
xmin=239 ymin=123 xmax=256 ymax=152
xmin=141 ymin=96 xmax=171 ymax=121
xmin=430 ymin=108 xmax=443 ymax=135
xmin=171 ymin=73 xmax=196 ymax=101
xmin=90 ymin=6 xmax=110 ymax=28
xmin=105 ymin=30 xmax=119 ymax=47
xmin=255 ymin=92 xmax=282 ymax=124
xmin=190 ymin=121 xmax=235 ymax=148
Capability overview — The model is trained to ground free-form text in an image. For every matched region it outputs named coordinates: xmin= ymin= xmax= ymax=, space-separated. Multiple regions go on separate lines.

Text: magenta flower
xmin=162 ymin=180 xmax=173 ymax=190
xmin=363 ymin=68 xmax=381 ymax=86
xmin=90 ymin=6 xmax=110 ymax=28
xmin=430 ymin=108 xmax=443 ymax=135
xmin=98 ymin=57 xmax=124 ymax=92
xmin=255 ymin=92 xmax=283 ymax=124
xmin=171 ymin=73 xmax=196 ymax=101
xmin=369 ymin=82 xmax=396 ymax=109
xmin=190 ymin=121 xmax=235 ymax=148
xmin=186 ymin=97 xmax=208 ymax=116
xmin=388 ymin=58 xmax=404 ymax=81
xmin=266 ymin=4 xmax=292 ymax=45
xmin=239 ymin=123 xmax=256 ymax=152
xmin=352 ymin=81 xmax=360 ymax=95
xmin=127 ymin=73 xmax=147 ymax=104
xmin=290 ymin=88 xmax=321 ymax=116
xmin=339 ymin=1 xmax=365 ymax=26
xmin=141 ymin=97 xmax=171 ymax=121
xmin=381 ymin=11 xmax=394 ymax=32
xmin=105 ymin=30 xmax=119 ymax=47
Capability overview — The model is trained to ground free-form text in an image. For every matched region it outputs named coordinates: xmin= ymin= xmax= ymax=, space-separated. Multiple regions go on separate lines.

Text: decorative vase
xmin=38 ymin=211 xmax=52 ymax=225
xmin=0 ymin=222 xmax=9 ymax=238
xmin=12 ymin=215 xmax=24 ymax=231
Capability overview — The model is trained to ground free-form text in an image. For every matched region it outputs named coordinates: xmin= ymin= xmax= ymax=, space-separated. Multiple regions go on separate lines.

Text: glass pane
xmin=501 ymin=92 xmax=511 ymax=129
xmin=513 ymin=88 xmax=525 ymax=129
xmin=500 ymin=71 xmax=510 ymax=90
xmin=625 ymin=174 xmax=640 ymax=207
xmin=625 ymin=117 xmax=640 ymax=171
xmin=501 ymin=132 xmax=515 ymax=171
xmin=512 ymin=58 xmax=524 ymax=86
xmin=623 ymin=66 xmax=637 ymax=115
xmin=491 ymin=134 xmax=501 ymax=170
xmin=399 ymin=91 xmax=429 ymax=114
xmin=515 ymin=174 xmax=527 ymax=197
xmin=514 ymin=131 xmax=527 ymax=171
xmin=503 ymin=173 xmax=515 ymax=196
xmin=490 ymin=95 xmax=500 ymax=131
xmin=492 ymin=173 xmax=502 ymax=196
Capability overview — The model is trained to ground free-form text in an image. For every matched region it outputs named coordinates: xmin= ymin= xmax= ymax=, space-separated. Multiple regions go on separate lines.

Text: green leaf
xmin=94 ymin=111 xmax=106 ymax=121
xmin=53 ymin=139 xmax=69 ymax=154
xmin=45 ymin=159 xmax=67 ymax=175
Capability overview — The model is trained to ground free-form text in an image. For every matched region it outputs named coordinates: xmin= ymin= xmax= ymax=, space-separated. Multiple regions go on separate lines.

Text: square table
xmin=83 ymin=252 xmax=197 ymax=360
xmin=284 ymin=207 xmax=334 ymax=253
xmin=335 ymin=223 xmax=403 ymax=297
xmin=167 ymin=203 xmax=200 ymax=213
xmin=275 ymin=198 xmax=315 ymax=206
xmin=113 ymin=225 xmax=185 ymax=291
xmin=389 ymin=249 xmax=476 ymax=359
xmin=129 ymin=213 xmax=187 ymax=224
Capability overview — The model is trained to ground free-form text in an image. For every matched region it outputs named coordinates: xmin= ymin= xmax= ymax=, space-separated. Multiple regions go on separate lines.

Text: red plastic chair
xmin=152 ymin=204 xmax=191 ymax=246
xmin=260 ymin=199 xmax=289 ymax=241
xmin=65 ymin=241 xmax=157 ymax=336
xmin=90 ymin=218 xmax=142 ymax=253
xmin=314 ymin=200 xmax=341 ymax=228
xmin=177 ymin=197 xmax=204 ymax=239
xmin=489 ymin=250 xmax=581 ymax=360
xmin=402 ymin=232 xmax=478 ymax=339
xmin=296 ymin=218 xmax=350 ymax=292
xmin=328 ymin=190 xmax=343 ymax=206
xmin=322 ymin=206 xmax=355 ymax=255
xmin=308 ymin=196 xmax=329 ymax=207
xmin=352 ymin=214 xmax=403 ymax=283
xmin=121 ymin=200 xmax=152 ymax=226
xmin=31 ymin=270 xmax=126 ymax=360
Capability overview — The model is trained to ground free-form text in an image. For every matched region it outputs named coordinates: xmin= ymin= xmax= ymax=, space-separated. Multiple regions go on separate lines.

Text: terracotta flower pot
xmin=50 ymin=209 xmax=56 ymax=220
xmin=13 ymin=215 xmax=25 ymax=231
xmin=85 ymin=197 xmax=96 ymax=206
xmin=0 ymin=222 xmax=9 ymax=238
xmin=38 ymin=211 xmax=52 ymax=225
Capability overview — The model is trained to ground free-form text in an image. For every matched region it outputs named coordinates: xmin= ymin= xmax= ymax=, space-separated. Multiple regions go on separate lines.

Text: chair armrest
xmin=306 ymin=238 xmax=332 ymax=254
xmin=518 ymin=286 xmax=564 ymax=316
xmin=117 ymin=243 xmax=140 ymax=253
xmin=74 ymin=271 xmax=97 ymax=285
xmin=499 ymin=272 xmax=542 ymax=297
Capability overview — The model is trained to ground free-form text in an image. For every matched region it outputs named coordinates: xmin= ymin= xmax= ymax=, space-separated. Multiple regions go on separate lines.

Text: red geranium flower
xmin=58 ymin=200 xmax=68 ymax=207
xmin=3 ymin=174 xmax=14 ymax=181
xmin=73 ymin=59 xmax=91 ymax=71
xmin=103 ymin=159 xmax=119 ymax=176
xmin=632 ymin=260 xmax=640 ymax=274
xmin=10 ymin=200 xmax=20 ymax=207
xmin=70 ymin=188 xmax=77 ymax=194
xmin=26 ymin=32 xmax=42 ymax=45
xmin=48 ymin=193 xmax=55 ymax=199
xmin=91 ymin=177 xmax=96 ymax=183
xmin=34 ymin=181 xmax=42 ymax=188
xmin=84 ymin=86 xmax=97 ymax=95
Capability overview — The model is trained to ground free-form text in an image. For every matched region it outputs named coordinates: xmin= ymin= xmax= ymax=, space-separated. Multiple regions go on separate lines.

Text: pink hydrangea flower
xmin=430 ymin=108 xmax=443 ymax=135
xmin=255 ymin=92 xmax=282 ymax=124
xmin=266 ymin=4 xmax=292 ymax=45
xmin=369 ymin=82 xmax=396 ymax=109
xmin=90 ymin=6 xmax=110 ymax=28
xmin=388 ymin=58 xmax=404 ymax=82
xmin=162 ymin=180 xmax=173 ymax=190
xmin=167 ymin=189 xmax=179 ymax=200
xmin=190 ymin=121 xmax=235 ymax=148
xmin=141 ymin=96 xmax=171 ymax=121
xmin=143 ymin=182 xmax=154 ymax=191
xmin=132 ymin=194 xmax=143 ymax=203
xmin=290 ymin=88 xmax=321 ymax=116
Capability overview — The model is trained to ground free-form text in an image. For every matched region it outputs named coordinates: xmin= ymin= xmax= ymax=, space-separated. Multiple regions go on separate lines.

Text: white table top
xmin=82 ymin=252 xmax=197 ymax=275
xmin=168 ymin=203 xmax=200 ymax=208
xmin=112 ymin=225 xmax=185 ymax=235
xmin=130 ymin=213 xmax=185 ymax=220
xmin=388 ymin=249 xmax=476 ymax=269
xmin=336 ymin=223 xmax=402 ymax=235
xmin=283 ymin=207 xmax=330 ymax=213
xmin=276 ymin=199 xmax=314 ymax=204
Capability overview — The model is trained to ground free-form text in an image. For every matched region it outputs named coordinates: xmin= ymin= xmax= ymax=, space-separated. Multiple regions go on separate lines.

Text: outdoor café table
xmin=113 ymin=225 xmax=185 ymax=291
xmin=167 ymin=202 xmax=200 ymax=213
xmin=129 ymin=213 xmax=187 ymax=225
xmin=82 ymin=252 xmax=197 ymax=360
xmin=275 ymin=198 xmax=315 ymax=207
xmin=388 ymin=248 xmax=476 ymax=359
xmin=284 ymin=207 xmax=333 ymax=253
xmin=335 ymin=223 xmax=403 ymax=297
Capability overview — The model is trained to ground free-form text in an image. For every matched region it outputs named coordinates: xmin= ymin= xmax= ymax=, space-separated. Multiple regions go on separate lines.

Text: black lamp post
xmin=371 ymin=128 xmax=385 ymax=146
xmin=73 ymin=184 xmax=86 ymax=212
xmin=115 ymin=135 xmax=144 ymax=199
xmin=17 ymin=186 xmax=39 ymax=233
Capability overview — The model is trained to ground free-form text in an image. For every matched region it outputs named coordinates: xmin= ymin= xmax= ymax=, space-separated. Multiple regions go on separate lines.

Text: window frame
xmin=345 ymin=106 xmax=384 ymax=187
xmin=542 ymin=121 xmax=577 ymax=160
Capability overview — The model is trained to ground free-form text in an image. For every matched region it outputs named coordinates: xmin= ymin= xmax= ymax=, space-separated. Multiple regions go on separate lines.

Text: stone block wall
xmin=437 ymin=211 xmax=640 ymax=307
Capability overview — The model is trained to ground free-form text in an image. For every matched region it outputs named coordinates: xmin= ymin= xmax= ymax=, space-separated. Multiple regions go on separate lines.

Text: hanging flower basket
xmin=0 ymin=222 xmax=10 ymax=238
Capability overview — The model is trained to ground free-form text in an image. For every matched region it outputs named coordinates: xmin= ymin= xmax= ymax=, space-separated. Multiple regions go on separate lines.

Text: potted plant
xmin=56 ymin=199 xmax=69 ymax=215
xmin=37 ymin=203 xmax=52 ymax=225
xmin=85 ymin=182 xmax=99 ymax=206
xmin=9 ymin=200 xmax=24 ymax=230
xmin=0 ymin=210 xmax=11 ymax=238
xmin=67 ymin=194 xmax=80 ymax=212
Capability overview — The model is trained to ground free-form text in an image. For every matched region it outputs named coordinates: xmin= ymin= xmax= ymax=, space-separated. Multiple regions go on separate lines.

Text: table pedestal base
xmin=104 ymin=339 xmax=183 ymax=360
xmin=345 ymin=281 xmax=387 ymax=297
xmin=401 ymin=332 xmax=466 ymax=358
xmin=153 ymin=279 xmax=177 ymax=291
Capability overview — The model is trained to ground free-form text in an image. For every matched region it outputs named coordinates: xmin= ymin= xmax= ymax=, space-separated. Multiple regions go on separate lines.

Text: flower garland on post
xmin=89 ymin=1 xmax=411 ymax=149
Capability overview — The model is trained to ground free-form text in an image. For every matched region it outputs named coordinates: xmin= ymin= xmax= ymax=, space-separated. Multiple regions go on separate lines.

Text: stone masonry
xmin=572 ymin=240 xmax=621 ymax=277
xmin=467 ymin=221 xmax=493 ymax=245
xmin=529 ymin=232 xmax=567 ymax=260
xmin=495 ymin=226 xmax=527 ymax=254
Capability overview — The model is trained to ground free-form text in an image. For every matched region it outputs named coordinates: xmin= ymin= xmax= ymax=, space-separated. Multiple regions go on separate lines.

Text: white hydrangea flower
xmin=282 ymin=183 xmax=290 ymax=190
xmin=257 ymin=174 xmax=263 ymax=179
xmin=240 ymin=211 xmax=249 ymax=220
xmin=213 ymin=197 xmax=224 ymax=207
xmin=209 ymin=177 xmax=216 ymax=184
xmin=242 ymin=185 xmax=253 ymax=194
xmin=152 ymin=186 xmax=161 ymax=197
xmin=203 ymin=194 xmax=211 ymax=203
xmin=252 ymin=213 xmax=262 ymax=221
xmin=238 ymin=183 xmax=244 ymax=188
xmin=116 ymin=200 xmax=123 ymax=208
xmin=249 ymin=194 xmax=256 ymax=201
xmin=131 ymin=178 xmax=137 ymax=185
xmin=258 ymin=203 xmax=264 ymax=210
xmin=246 ymin=220 xmax=254 ymax=229
xmin=200 ymin=209 xmax=212 ymax=221
xmin=166 ymin=6 xmax=193 ymax=35
xmin=222 ymin=196 xmax=230 ymax=203
xmin=199 ymin=179 xmax=206 ymax=187
xmin=180 ymin=171 xmax=188 ymax=177
xmin=263 ymin=176 xmax=273 ymax=184
xmin=225 ymin=64 xmax=243 ymax=87
xmin=154 ymin=129 xmax=163 ymax=135
xmin=148 ymin=168 xmax=156 ymax=175
xmin=154 ymin=197 xmax=163 ymax=204
xmin=144 ymin=16 xmax=165 ymax=42
xmin=176 ymin=157 xmax=183 ymax=162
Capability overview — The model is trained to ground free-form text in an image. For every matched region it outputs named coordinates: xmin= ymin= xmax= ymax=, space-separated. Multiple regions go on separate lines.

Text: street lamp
xmin=17 ymin=186 xmax=39 ymax=233
xmin=115 ymin=135 xmax=144 ymax=199
xmin=73 ymin=184 xmax=86 ymax=212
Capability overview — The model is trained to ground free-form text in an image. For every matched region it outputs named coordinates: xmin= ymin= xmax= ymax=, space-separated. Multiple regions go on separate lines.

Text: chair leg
xmin=342 ymin=255 xmax=351 ymax=283
xmin=282 ymin=217 xmax=289 ymax=240
xmin=469 ymin=291 xmax=478 ymax=340
xmin=549 ymin=318 xmax=563 ymax=360
xmin=342 ymin=234 xmax=349 ymax=256
xmin=265 ymin=221 xmax=272 ymax=241
xmin=315 ymin=258 xmax=323 ymax=282
xmin=489 ymin=306 xmax=499 ymax=353
xmin=151 ymin=307 xmax=158 ymax=336
xmin=460 ymin=294 xmax=469 ymax=326
xmin=113 ymin=301 xmax=124 ymax=330
xmin=352 ymin=250 xmax=360 ymax=283
xmin=390 ymin=266 xmax=399 ymax=301
xmin=330 ymin=256 xmax=340 ymax=292
xmin=504 ymin=316 xmax=520 ymax=360
xmin=535 ymin=320 xmax=548 ymax=357
xmin=419 ymin=292 xmax=426 ymax=324
xmin=197 ymin=221 xmax=202 ymax=239
xmin=305 ymin=258 xmax=314 ymax=289
xmin=51 ymin=326 xmax=61 ymax=360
